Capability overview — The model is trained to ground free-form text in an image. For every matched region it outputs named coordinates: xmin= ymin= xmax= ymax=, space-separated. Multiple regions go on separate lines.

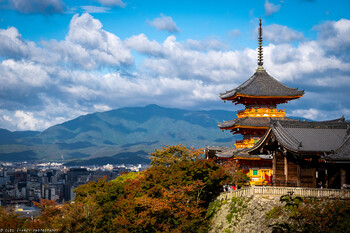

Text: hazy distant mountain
xmin=0 ymin=104 xmax=238 ymax=164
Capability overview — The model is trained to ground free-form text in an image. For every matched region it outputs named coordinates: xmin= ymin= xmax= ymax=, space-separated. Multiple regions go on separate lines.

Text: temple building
xmin=205 ymin=19 xmax=350 ymax=188
xmin=248 ymin=118 xmax=350 ymax=188
xmin=205 ymin=19 xmax=304 ymax=185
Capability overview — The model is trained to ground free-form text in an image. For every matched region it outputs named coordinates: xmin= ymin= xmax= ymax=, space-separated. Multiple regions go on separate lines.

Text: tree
xmin=267 ymin=192 xmax=350 ymax=233
xmin=0 ymin=206 xmax=28 ymax=229
xmin=150 ymin=144 xmax=203 ymax=166
xmin=0 ymin=145 xmax=249 ymax=232
xmin=221 ymin=160 xmax=250 ymax=188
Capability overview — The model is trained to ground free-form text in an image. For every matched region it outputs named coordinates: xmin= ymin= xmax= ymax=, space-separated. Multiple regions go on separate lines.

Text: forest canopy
xmin=0 ymin=145 xmax=248 ymax=232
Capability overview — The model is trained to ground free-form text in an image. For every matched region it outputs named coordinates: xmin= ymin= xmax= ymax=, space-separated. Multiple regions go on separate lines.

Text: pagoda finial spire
xmin=257 ymin=18 xmax=264 ymax=71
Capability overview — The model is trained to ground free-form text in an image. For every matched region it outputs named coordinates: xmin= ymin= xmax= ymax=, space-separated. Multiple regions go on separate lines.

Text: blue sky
xmin=0 ymin=0 xmax=350 ymax=131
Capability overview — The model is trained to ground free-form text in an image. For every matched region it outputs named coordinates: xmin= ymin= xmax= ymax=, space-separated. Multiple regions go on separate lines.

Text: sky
xmin=0 ymin=0 xmax=350 ymax=131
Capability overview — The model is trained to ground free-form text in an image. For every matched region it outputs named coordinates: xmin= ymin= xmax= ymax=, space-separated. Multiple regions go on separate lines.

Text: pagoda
xmin=213 ymin=19 xmax=304 ymax=185
xmin=219 ymin=19 xmax=304 ymax=149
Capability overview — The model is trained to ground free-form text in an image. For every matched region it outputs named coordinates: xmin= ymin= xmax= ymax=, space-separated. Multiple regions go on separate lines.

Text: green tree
xmin=267 ymin=192 xmax=350 ymax=233
xmin=150 ymin=144 xmax=203 ymax=166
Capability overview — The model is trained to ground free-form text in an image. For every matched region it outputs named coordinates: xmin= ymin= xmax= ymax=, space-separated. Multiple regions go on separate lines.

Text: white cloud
xmin=289 ymin=108 xmax=350 ymax=122
xmin=315 ymin=19 xmax=350 ymax=59
xmin=263 ymin=41 xmax=347 ymax=81
xmin=54 ymin=13 xmax=134 ymax=69
xmin=0 ymin=59 xmax=50 ymax=88
xmin=96 ymin=0 xmax=125 ymax=7
xmin=0 ymin=0 xmax=65 ymax=14
xmin=264 ymin=0 xmax=281 ymax=16
xmin=185 ymin=38 xmax=228 ymax=51
xmin=290 ymin=108 xmax=326 ymax=120
xmin=0 ymin=27 xmax=36 ymax=59
xmin=93 ymin=104 xmax=112 ymax=112
xmin=14 ymin=111 xmax=44 ymax=130
xmin=124 ymin=34 xmax=164 ymax=56
xmin=264 ymin=24 xmax=303 ymax=43
xmin=148 ymin=14 xmax=180 ymax=33
xmin=125 ymin=34 xmax=256 ymax=82
xmin=81 ymin=6 xmax=110 ymax=13
xmin=1 ymin=15 xmax=350 ymax=131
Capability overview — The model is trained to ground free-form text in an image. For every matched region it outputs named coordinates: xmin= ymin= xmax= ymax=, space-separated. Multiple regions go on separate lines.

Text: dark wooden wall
xmin=273 ymin=151 xmax=317 ymax=188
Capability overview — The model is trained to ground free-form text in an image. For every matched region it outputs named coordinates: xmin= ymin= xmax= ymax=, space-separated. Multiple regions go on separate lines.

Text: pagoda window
xmin=253 ymin=170 xmax=258 ymax=176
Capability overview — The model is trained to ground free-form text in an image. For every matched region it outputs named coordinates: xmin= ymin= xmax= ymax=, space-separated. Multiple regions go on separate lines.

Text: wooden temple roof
xmin=324 ymin=132 xmax=350 ymax=161
xmin=205 ymin=146 xmax=270 ymax=160
xmin=220 ymin=69 xmax=304 ymax=101
xmin=248 ymin=117 xmax=349 ymax=154
xmin=218 ymin=116 xmax=296 ymax=129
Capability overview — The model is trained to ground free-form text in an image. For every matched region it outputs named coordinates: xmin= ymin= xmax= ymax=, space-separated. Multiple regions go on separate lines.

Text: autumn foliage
xmin=150 ymin=144 xmax=203 ymax=166
xmin=267 ymin=192 xmax=350 ymax=233
xmin=0 ymin=145 xmax=247 ymax=232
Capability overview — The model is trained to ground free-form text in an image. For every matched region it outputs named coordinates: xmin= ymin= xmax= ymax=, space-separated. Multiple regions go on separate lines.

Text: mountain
xmin=0 ymin=104 xmax=238 ymax=163
xmin=0 ymin=129 xmax=40 ymax=145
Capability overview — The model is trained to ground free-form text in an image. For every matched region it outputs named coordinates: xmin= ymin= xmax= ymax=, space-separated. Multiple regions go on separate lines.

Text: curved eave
xmin=234 ymin=156 xmax=262 ymax=160
xmin=221 ymin=93 xmax=304 ymax=101
xmin=247 ymin=128 xmax=272 ymax=154
xmin=247 ymin=127 xmax=302 ymax=154
xmin=219 ymin=125 xmax=269 ymax=130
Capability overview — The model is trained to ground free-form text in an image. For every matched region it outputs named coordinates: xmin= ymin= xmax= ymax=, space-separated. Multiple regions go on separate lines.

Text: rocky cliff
xmin=208 ymin=195 xmax=285 ymax=233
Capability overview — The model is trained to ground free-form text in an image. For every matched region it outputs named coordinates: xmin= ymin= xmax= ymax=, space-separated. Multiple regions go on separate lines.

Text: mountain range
xmin=0 ymin=104 xmax=239 ymax=164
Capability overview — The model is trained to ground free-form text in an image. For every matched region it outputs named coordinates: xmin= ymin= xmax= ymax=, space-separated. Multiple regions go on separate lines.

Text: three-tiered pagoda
xmin=214 ymin=19 xmax=304 ymax=185
xmin=219 ymin=19 xmax=304 ymax=149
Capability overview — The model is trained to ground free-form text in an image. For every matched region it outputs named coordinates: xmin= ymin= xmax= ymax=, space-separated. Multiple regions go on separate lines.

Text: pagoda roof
xmin=220 ymin=69 xmax=304 ymax=101
xmin=248 ymin=117 xmax=349 ymax=154
xmin=218 ymin=116 xmax=296 ymax=129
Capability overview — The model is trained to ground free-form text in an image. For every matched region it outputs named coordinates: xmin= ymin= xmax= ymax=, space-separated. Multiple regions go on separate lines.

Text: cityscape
xmin=0 ymin=162 xmax=148 ymax=217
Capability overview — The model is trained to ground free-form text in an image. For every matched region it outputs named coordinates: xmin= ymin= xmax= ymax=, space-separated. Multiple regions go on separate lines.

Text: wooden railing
xmin=217 ymin=186 xmax=350 ymax=200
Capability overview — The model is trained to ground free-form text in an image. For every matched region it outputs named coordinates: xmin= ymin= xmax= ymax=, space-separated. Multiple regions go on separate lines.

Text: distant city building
xmin=0 ymin=162 xmax=143 ymax=207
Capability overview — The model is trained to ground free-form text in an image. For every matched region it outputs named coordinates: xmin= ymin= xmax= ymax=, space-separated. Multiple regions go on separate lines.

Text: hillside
xmin=0 ymin=104 xmax=238 ymax=163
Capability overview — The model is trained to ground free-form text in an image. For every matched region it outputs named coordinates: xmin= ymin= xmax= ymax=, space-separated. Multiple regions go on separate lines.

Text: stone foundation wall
xmin=209 ymin=195 xmax=285 ymax=233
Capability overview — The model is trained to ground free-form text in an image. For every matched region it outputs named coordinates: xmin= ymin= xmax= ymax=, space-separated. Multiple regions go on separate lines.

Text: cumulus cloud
xmin=96 ymin=0 xmax=125 ymax=7
xmin=124 ymin=34 xmax=164 ymax=56
xmin=264 ymin=0 xmax=281 ymax=16
xmin=0 ymin=14 xmax=350 ymax=131
xmin=290 ymin=108 xmax=326 ymax=121
xmin=0 ymin=0 xmax=65 ymax=14
xmin=263 ymin=41 xmax=348 ymax=81
xmin=52 ymin=13 xmax=133 ymax=69
xmin=81 ymin=6 xmax=110 ymax=13
xmin=314 ymin=19 xmax=350 ymax=60
xmin=185 ymin=38 xmax=229 ymax=51
xmin=0 ymin=27 xmax=37 ymax=59
xmin=125 ymin=34 xmax=256 ymax=82
xmin=264 ymin=24 xmax=303 ymax=43
xmin=148 ymin=14 xmax=180 ymax=33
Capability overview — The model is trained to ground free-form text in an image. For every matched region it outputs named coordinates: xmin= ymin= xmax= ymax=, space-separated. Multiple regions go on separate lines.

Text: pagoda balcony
xmin=235 ymin=138 xmax=260 ymax=149
xmin=237 ymin=108 xmax=285 ymax=118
